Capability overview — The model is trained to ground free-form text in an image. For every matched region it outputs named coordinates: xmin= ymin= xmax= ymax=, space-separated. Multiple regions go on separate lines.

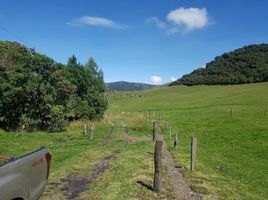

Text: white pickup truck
xmin=0 ymin=147 xmax=52 ymax=200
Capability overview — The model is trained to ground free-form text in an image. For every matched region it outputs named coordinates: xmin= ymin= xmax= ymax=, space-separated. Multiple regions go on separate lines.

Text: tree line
xmin=0 ymin=41 xmax=107 ymax=131
xmin=171 ymin=44 xmax=268 ymax=86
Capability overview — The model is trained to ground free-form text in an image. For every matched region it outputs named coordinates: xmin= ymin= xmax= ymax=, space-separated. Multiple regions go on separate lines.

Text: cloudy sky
xmin=1 ymin=0 xmax=268 ymax=84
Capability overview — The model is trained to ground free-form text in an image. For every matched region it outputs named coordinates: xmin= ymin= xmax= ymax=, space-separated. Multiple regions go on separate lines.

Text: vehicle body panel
xmin=0 ymin=147 xmax=50 ymax=200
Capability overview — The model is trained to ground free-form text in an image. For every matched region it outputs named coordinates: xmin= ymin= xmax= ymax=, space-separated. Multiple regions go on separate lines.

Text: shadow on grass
xmin=137 ymin=180 xmax=153 ymax=191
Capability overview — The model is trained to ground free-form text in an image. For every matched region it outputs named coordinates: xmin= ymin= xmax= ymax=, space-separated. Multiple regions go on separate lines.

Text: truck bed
xmin=0 ymin=147 xmax=52 ymax=200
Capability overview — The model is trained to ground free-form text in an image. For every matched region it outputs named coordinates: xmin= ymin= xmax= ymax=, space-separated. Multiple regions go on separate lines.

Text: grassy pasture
xmin=0 ymin=113 xmax=176 ymax=199
xmin=1 ymin=82 xmax=267 ymax=199
xmin=107 ymin=82 xmax=268 ymax=199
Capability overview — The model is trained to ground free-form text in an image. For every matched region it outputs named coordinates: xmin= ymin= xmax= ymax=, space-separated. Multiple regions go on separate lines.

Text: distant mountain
xmin=106 ymin=81 xmax=155 ymax=91
xmin=171 ymin=44 xmax=268 ymax=86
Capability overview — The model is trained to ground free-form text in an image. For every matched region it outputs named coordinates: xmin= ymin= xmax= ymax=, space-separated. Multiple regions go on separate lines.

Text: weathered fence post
xmin=166 ymin=121 xmax=169 ymax=130
xmin=109 ymin=123 xmax=114 ymax=135
xmin=230 ymin=107 xmax=233 ymax=118
xmin=174 ymin=129 xmax=178 ymax=149
xmin=153 ymin=140 xmax=162 ymax=192
xmin=84 ymin=124 xmax=87 ymax=135
xmin=123 ymin=122 xmax=128 ymax=134
xmin=153 ymin=121 xmax=157 ymax=141
xmin=264 ymin=106 xmax=267 ymax=117
xmin=21 ymin=125 xmax=25 ymax=140
xmin=169 ymin=126 xmax=172 ymax=141
xmin=90 ymin=123 xmax=94 ymax=140
xmin=191 ymin=137 xmax=197 ymax=171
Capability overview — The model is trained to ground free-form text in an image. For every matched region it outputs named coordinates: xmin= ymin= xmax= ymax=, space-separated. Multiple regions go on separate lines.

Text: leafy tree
xmin=65 ymin=56 xmax=107 ymax=120
xmin=0 ymin=41 xmax=107 ymax=131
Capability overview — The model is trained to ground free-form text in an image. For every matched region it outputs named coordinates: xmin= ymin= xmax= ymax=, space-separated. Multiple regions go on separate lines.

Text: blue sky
xmin=1 ymin=0 xmax=268 ymax=84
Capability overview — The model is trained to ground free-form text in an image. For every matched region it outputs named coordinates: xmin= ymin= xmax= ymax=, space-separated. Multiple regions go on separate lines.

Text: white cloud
xmin=148 ymin=7 xmax=210 ymax=35
xmin=146 ymin=17 xmax=167 ymax=29
xmin=149 ymin=76 xmax=162 ymax=85
xmin=170 ymin=76 xmax=177 ymax=82
xmin=67 ymin=16 xmax=125 ymax=29
xmin=167 ymin=7 xmax=209 ymax=32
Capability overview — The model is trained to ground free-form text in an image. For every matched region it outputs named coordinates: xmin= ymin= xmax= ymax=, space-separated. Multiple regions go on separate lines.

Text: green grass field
xmin=107 ymin=82 xmax=268 ymax=199
xmin=1 ymin=82 xmax=267 ymax=199
xmin=0 ymin=113 xmax=177 ymax=200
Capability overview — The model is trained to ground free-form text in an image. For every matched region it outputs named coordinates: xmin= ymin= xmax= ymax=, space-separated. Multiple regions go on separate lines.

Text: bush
xmin=46 ymin=105 xmax=67 ymax=132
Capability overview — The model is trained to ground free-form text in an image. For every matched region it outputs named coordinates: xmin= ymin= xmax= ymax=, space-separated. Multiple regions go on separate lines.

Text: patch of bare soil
xmin=158 ymin=128 xmax=202 ymax=200
xmin=60 ymin=150 xmax=120 ymax=199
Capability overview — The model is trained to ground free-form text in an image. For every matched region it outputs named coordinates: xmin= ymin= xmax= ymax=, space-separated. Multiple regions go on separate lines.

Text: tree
xmin=65 ymin=56 xmax=107 ymax=121
xmin=0 ymin=41 xmax=107 ymax=131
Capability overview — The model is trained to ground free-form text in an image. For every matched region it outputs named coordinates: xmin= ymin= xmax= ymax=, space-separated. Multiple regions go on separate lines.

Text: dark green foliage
xmin=171 ymin=44 xmax=268 ymax=86
xmin=46 ymin=105 xmax=67 ymax=132
xmin=0 ymin=41 xmax=107 ymax=131
xmin=65 ymin=56 xmax=107 ymax=120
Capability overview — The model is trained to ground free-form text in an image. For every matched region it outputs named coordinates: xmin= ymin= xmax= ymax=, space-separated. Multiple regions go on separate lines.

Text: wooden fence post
xmin=230 ymin=107 xmax=233 ymax=118
xmin=166 ymin=121 xmax=169 ymax=130
xmin=264 ymin=106 xmax=267 ymax=117
xmin=21 ymin=125 xmax=25 ymax=140
xmin=169 ymin=126 xmax=172 ymax=141
xmin=109 ymin=123 xmax=114 ymax=135
xmin=153 ymin=121 xmax=157 ymax=141
xmin=174 ymin=129 xmax=178 ymax=149
xmin=124 ymin=123 xmax=128 ymax=134
xmin=153 ymin=140 xmax=162 ymax=192
xmin=84 ymin=124 xmax=87 ymax=135
xmin=90 ymin=124 xmax=94 ymax=140
xmin=191 ymin=137 xmax=197 ymax=171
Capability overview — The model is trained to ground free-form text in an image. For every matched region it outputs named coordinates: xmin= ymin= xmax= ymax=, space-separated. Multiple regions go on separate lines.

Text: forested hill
xmin=0 ymin=41 xmax=107 ymax=131
xmin=107 ymin=81 xmax=155 ymax=91
xmin=171 ymin=44 xmax=268 ymax=86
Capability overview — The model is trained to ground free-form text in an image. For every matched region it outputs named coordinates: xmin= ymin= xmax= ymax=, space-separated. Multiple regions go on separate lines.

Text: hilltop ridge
xmin=171 ymin=44 xmax=268 ymax=86
xmin=106 ymin=81 xmax=155 ymax=91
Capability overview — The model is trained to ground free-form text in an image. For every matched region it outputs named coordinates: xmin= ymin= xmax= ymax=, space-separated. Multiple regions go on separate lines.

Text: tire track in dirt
xmin=60 ymin=121 xmax=120 ymax=199
xmin=60 ymin=150 xmax=120 ymax=200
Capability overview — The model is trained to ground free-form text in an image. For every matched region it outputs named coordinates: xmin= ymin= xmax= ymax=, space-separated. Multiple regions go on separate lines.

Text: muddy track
xmin=55 ymin=122 xmax=201 ymax=200
xmin=158 ymin=127 xmax=202 ymax=200
xmin=60 ymin=150 xmax=120 ymax=199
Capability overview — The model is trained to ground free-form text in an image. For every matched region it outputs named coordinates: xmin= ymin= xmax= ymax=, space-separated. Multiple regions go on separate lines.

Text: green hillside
xmin=108 ymin=82 xmax=268 ymax=199
xmin=171 ymin=44 xmax=268 ymax=86
xmin=106 ymin=81 xmax=155 ymax=91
